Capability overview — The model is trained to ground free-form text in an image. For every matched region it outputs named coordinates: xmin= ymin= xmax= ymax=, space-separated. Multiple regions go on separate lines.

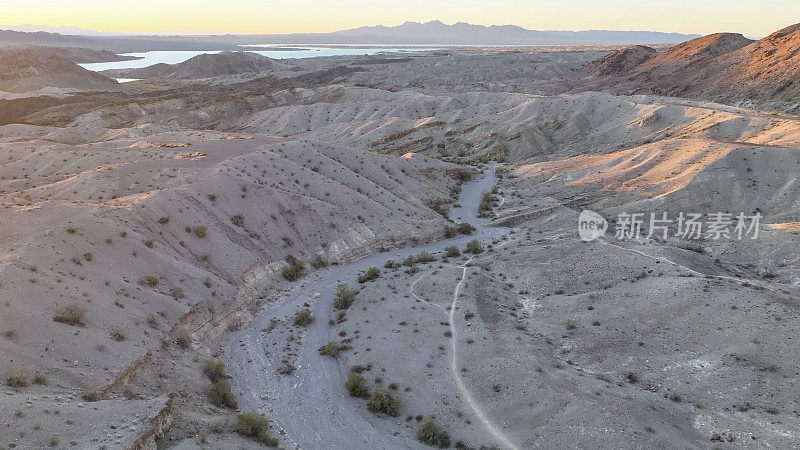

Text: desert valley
xmin=0 ymin=16 xmax=799 ymax=450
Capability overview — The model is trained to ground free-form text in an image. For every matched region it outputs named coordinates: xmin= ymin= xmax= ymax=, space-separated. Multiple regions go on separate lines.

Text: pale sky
xmin=4 ymin=0 xmax=798 ymax=37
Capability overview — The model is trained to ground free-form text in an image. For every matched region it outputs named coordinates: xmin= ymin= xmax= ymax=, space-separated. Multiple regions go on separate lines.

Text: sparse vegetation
xmin=456 ymin=222 xmax=475 ymax=235
xmin=311 ymin=254 xmax=329 ymax=269
xmin=192 ymin=225 xmax=207 ymax=238
xmin=203 ymin=360 xmax=227 ymax=382
xmin=367 ymin=383 xmax=400 ymax=417
xmin=177 ymin=329 xmax=192 ymax=348
xmin=5 ymin=367 xmax=33 ymax=388
xmin=82 ymin=385 xmax=102 ymax=402
xmin=416 ymin=417 xmax=451 ymax=448
xmin=110 ymin=327 xmax=126 ymax=341
xmin=294 ymin=308 xmax=314 ymax=326
xmin=170 ymin=287 xmax=185 ymax=299
xmin=237 ymin=412 xmax=279 ymax=447
xmin=318 ymin=341 xmax=339 ymax=357
xmin=677 ymin=242 xmax=705 ymax=254
xmin=426 ymin=198 xmax=450 ymax=218
xmin=231 ymin=214 xmax=245 ymax=227
xmin=444 ymin=226 xmax=457 ymax=238
xmin=282 ymin=255 xmax=306 ymax=281
xmin=333 ymin=284 xmax=357 ymax=310
xmin=465 ymin=239 xmax=483 ymax=254
xmin=142 ymin=274 xmax=160 ymax=287
xmin=157 ymin=216 xmax=170 ymax=224
xmin=345 ymin=370 xmax=369 ymax=397
xmin=208 ymin=379 xmax=237 ymax=408
xmin=358 ymin=267 xmax=380 ymax=283
xmin=53 ymin=304 xmax=87 ymax=327
xmin=445 ymin=246 xmax=460 ymax=257
xmin=565 ymin=318 xmax=576 ymax=330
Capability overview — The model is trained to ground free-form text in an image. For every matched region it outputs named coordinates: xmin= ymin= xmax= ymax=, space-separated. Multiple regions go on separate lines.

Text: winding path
xmin=224 ymin=163 xmax=513 ymax=449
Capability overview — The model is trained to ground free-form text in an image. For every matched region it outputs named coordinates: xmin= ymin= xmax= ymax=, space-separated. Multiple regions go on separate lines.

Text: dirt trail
xmin=224 ymin=163 xmax=509 ymax=449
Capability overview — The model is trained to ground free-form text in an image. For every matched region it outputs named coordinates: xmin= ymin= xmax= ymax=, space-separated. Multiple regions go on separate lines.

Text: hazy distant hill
xmin=322 ymin=21 xmax=700 ymax=45
xmin=102 ymin=51 xmax=281 ymax=79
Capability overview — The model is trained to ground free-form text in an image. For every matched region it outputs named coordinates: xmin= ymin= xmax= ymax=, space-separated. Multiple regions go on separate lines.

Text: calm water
xmin=79 ymin=46 xmax=440 ymax=72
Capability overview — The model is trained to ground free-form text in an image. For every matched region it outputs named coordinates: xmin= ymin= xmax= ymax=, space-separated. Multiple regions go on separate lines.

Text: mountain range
xmin=0 ymin=21 xmax=701 ymax=52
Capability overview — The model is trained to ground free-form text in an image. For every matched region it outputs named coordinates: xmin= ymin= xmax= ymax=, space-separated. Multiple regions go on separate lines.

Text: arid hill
xmin=103 ymin=51 xmax=282 ymax=80
xmin=570 ymin=23 xmax=800 ymax=110
xmin=0 ymin=48 xmax=121 ymax=93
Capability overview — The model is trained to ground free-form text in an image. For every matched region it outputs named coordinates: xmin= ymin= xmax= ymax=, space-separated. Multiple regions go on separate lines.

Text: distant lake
xmin=79 ymin=46 xmax=441 ymax=72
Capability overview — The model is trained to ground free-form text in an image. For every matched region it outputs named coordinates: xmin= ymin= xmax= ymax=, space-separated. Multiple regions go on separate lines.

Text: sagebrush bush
xmin=192 ymin=225 xmax=207 ymax=238
xmin=367 ymin=383 xmax=400 ymax=417
xmin=53 ymin=304 xmax=87 ymax=327
xmin=203 ymin=360 xmax=226 ymax=382
xmin=445 ymin=246 xmax=460 ymax=257
xmin=465 ymin=239 xmax=483 ymax=254
xmin=294 ymin=308 xmax=313 ymax=326
xmin=345 ymin=371 xmax=369 ymax=397
xmin=358 ymin=267 xmax=380 ymax=283
xmin=333 ymin=284 xmax=357 ymax=310
xmin=208 ymin=379 xmax=237 ymax=408
xmin=237 ymin=412 xmax=279 ymax=447
xmin=416 ymin=417 xmax=451 ymax=448
xmin=456 ymin=223 xmax=475 ymax=235
xmin=318 ymin=341 xmax=338 ymax=357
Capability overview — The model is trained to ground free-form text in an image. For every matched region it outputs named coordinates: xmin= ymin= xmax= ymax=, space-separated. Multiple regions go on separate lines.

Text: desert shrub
xmin=677 ymin=242 xmax=705 ymax=253
xmin=416 ymin=251 xmax=435 ymax=263
xmin=456 ymin=223 xmax=475 ymax=235
xmin=192 ymin=225 xmax=207 ymax=238
xmin=445 ymin=246 xmax=460 ymax=257
xmin=367 ymin=384 xmax=400 ymax=417
xmin=457 ymin=169 xmax=473 ymax=181
xmin=157 ymin=216 xmax=170 ymax=224
xmin=282 ymin=255 xmax=306 ymax=281
xmin=345 ymin=371 xmax=369 ymax=397
xmin=5 ymin=367 xmax=33 ymax=388
xmin=358 ymin=267 xmax=380 ymax=283
xmin=33 ymin=374 xmax=47 ymax=385
xmin=565 ymin=319 xmax=576 ymax=330
xmin=402 ymin=255 xmax=418 ymax=267
xmin=110 ymin=327 xmax=126 ymax=341
xmin=237 ymin=412 xmax=279 ymax=447
xmin=333 ymin=284 xmax=357 ymax=310
xmin=82 ymin=385 xmax=102 ymax=402
xmin=203 ymin=360 xmax=227 ymax=382
xmin=465 ymin=239 xmax=483 ymax=254
xmin=311 ymin=255 xmax=329 ymax=269
xmin=208 ymin=379 xmax=237 ymax=408
xmin=444 ymin=226 xmax=457 ymax=238
xmin=416 ymin=417 xmax=451 ymax=448
xmin=53 ymin=304 xmax=87 ymax=326
xmin=426 ymin=198 xmax=449 ymax=218
xmin=318 ymin=341 xmax=339 ymax=357
xmin=83 ymin=252 xmax=93 ymax=262
xmin=144 ymin=239 xmax=155 ymax=248
xmin=177 ymin=329 xmax=192 ymax=348
xmin=147 ymin=314 xmax=159 ymax=328
xmin=142 ymin=274 xmax=160 ymax=287
xmin=281 ymin=236 xmax=293 ymax=247
xmin=294 ymin=308 xmax=314 ymax=326
xmin=231 ymin=214 xmax=245 ymax=227
xmin=170 ymin=287 xmax=184 ymax=299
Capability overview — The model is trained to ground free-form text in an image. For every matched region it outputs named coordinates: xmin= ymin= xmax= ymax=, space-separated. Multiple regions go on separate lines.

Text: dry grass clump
xmin=5 ymin=367 xmax=33 ymax=387
xmin=53 ymin=304 xmax=87 ymax=326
